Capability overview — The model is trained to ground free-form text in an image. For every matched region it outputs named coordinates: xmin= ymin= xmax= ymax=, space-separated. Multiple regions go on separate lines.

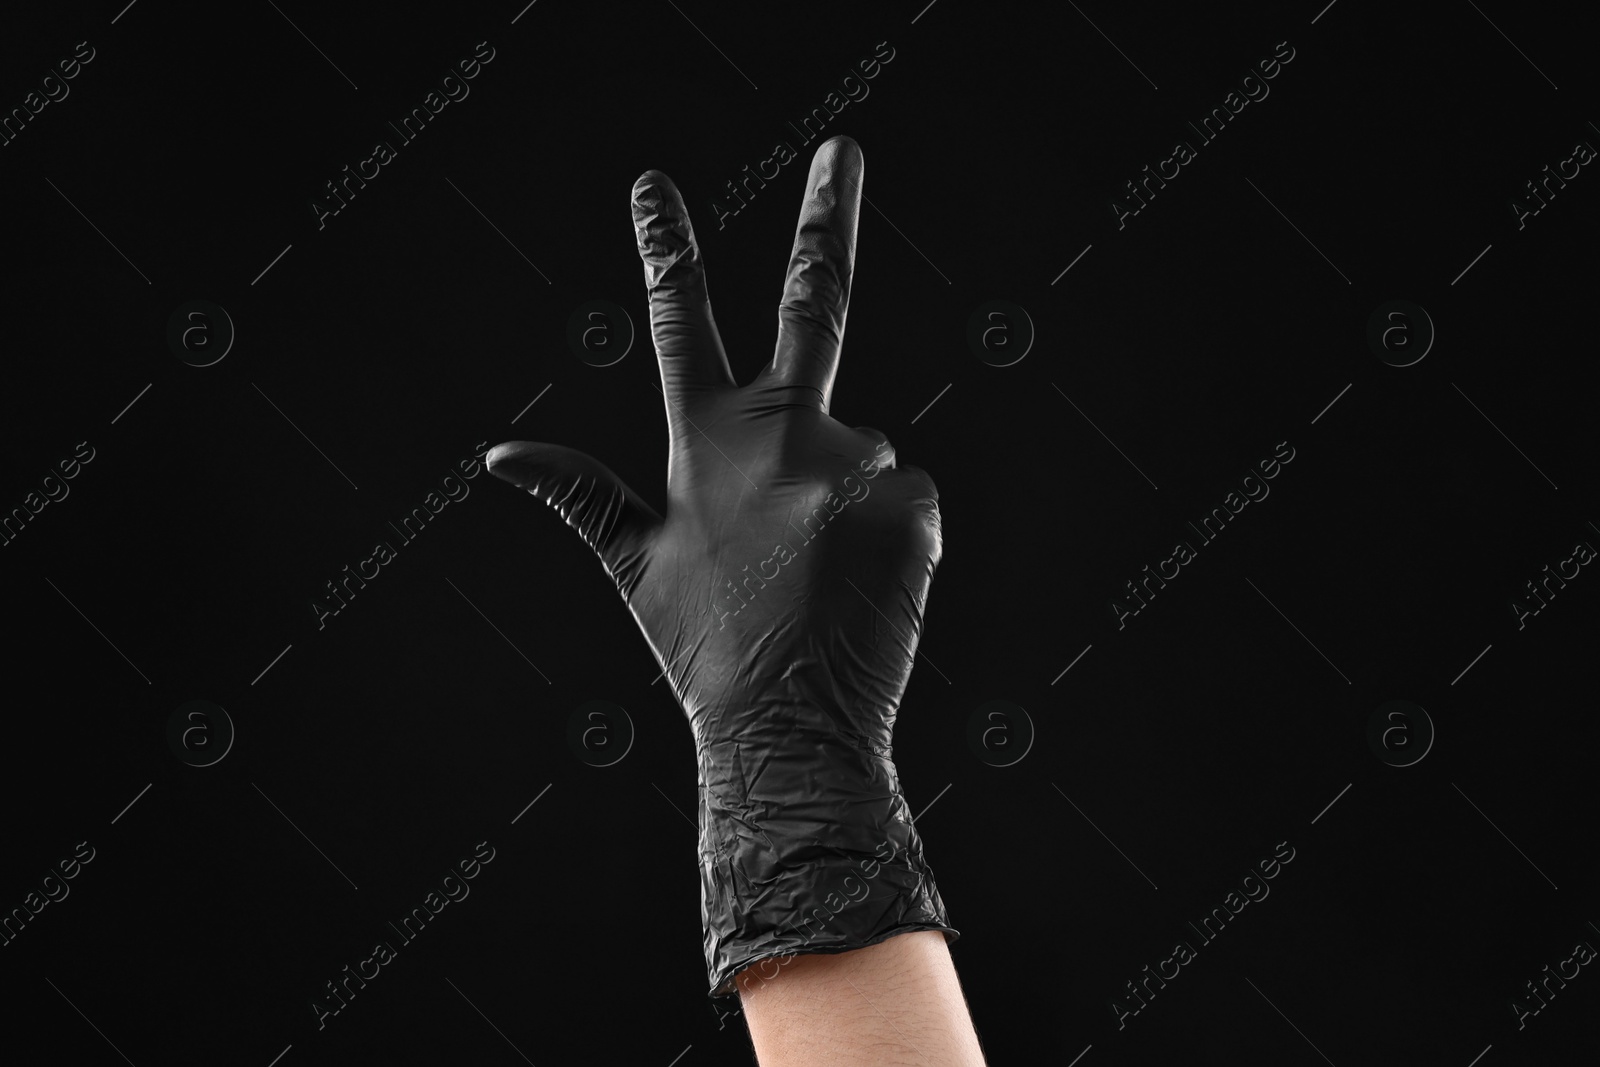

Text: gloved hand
xmin=486 ymin=135 xmax=956 ymax=997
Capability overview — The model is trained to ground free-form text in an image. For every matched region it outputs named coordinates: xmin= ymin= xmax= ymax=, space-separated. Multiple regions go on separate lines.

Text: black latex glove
xmin=486 ymin=135 xmax=955 ymax=997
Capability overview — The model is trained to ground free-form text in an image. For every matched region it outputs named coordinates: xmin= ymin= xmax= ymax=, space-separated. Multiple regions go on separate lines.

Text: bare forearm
xmin=736 ymin=930 xmax=987 ymax=1067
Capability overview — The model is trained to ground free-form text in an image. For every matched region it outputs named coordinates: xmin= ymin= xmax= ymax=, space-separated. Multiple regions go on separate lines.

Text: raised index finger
xmin=632 ymin=169 xmax=735 ymax=398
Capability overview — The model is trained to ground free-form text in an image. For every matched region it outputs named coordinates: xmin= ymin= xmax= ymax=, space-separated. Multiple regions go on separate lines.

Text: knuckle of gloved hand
xmin=896 ymin=485 xmax=942 ymax=561
xmin=865 ymin=439 xmax=896 ymax=473
xmin=898 ymin=463 xmax=938 ymax=499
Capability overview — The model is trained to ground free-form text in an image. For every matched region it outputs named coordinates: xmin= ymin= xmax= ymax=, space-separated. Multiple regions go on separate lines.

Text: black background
xmin=2 ymin=1 xmax=1596 ymax=1064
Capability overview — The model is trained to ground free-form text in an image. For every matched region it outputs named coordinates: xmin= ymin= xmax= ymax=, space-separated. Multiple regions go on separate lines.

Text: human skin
xmin=736 ymin=930 xmax=987 ymax=1067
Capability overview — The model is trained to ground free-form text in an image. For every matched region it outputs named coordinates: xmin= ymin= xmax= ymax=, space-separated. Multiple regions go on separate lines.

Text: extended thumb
xmin=486 ymin=441 xmax=660 ymax=587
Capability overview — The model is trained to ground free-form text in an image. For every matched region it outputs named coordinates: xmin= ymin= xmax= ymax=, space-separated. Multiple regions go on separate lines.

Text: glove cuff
xmin=697 ymin=753 xmax=957 ymax=999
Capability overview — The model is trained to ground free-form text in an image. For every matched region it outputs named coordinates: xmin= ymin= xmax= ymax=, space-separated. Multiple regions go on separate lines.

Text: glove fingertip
xmin=485 ymin=441 xmax=545 ymax=485
xmin=633 ymin=168 xmax=670 ymax=194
